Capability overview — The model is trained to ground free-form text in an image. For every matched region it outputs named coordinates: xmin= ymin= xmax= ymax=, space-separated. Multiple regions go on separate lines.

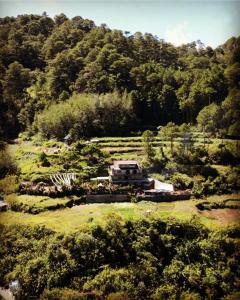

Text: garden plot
xmin=201 ymin=209 xmax=240 ymax=225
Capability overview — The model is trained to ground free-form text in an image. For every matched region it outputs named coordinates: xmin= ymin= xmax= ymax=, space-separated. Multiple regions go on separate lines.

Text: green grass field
xmin=1 ymin=194 xmax=239 ymax=233
xmin=6 ymin=194 xmax=73 ymax=208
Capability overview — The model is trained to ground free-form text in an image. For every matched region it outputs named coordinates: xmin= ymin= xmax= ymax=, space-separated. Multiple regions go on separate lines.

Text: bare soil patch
xmin=201 ymin=208 xmax=240 ymax=224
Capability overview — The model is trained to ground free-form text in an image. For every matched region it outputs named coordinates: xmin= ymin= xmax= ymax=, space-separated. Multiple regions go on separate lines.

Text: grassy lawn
xmin=1 ymin=195 xmax=239 ymax=233
xmin=204 ymin=194 xmax=240 ymax=203
xmin=6 ymin=194 xmax=72 ymax=208
xmin=0 ymin=201 xmax=183 ymax=233
xmin=4 ymin=194 xmax=78 ymax=214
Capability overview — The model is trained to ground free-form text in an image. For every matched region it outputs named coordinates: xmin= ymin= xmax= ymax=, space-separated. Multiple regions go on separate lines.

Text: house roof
xmin=113 ymin=160 xmax=138 ymax=167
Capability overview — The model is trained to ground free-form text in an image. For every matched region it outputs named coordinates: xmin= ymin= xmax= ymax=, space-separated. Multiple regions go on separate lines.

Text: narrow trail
xmin=0 ymin=288 xmax=15 ymax=300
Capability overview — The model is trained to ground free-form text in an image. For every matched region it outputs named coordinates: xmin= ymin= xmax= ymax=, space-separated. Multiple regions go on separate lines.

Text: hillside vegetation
xmin=1 ymin=219 xmax=240 ymax=299
xmin=0 ymin=13 xmax=240 ymax=300
xmin=0 ymin=13 xmax=239 ymax=140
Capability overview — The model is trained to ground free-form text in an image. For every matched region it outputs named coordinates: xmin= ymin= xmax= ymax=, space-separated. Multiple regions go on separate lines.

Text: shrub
xmin=107 ymin=292 xmax=132 ymax=300
xmin=39 ymin=152 xmax=50 ymax=167
xmin=172 ymin=146 xmax=204 ymax=165
xmin=0 ymin=175 xmax=19 ymax=194
xmin=226 ymin=169 xmax=240 ymax=190
xmin=83 ymin=268 xmax=134 ymax=296
xmin=209 ymin=147 xmax=237 ymax=165
xmin=171 ymin=173 xmax=193 ymax=190
xmin=40 ymin=288 xmax=103 ymax=300
xmin=192 ymin=184 xmax=204 ymax=198
xmin=4 ymin=194 xmax=20 ymax=211
xmin=0 ymin=148 xmax=18 ymax=179
xmin=164 ymin=161 xmax=179 ymax=177
xmin=34 ymin=93 xmax=136 ymax=140
xmin=180 ymin=291 xmax=201 ymax=300
xmin=152 ymin=284 xmax=178 ymax=299
xmin=200 ymin=165 xmax=218 ymax=179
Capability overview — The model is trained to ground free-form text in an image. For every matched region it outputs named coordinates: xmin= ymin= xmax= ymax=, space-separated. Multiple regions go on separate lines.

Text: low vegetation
xmin=1 ymin=195 xmax=240 ymax=233
xmin=0 ymin=218 xmax=240 ymax=299
xmin=5 ymin=194 xmax=85 ymax=214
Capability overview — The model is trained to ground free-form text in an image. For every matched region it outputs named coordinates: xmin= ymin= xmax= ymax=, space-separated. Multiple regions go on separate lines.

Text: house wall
xmin=111 ymin=174 xmax=144 ymax=181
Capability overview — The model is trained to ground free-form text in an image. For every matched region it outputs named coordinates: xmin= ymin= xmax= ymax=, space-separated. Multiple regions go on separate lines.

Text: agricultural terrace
xmin=0 ymin=195 xmax=240 ymax=233
xmin=1 ymin=132 xmax=239 ymax=234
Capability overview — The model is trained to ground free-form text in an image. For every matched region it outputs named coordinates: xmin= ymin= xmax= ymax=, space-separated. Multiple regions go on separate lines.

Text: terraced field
xmin=3 ymin=136 xmax=239 ymax=234
xmin=93 ymin=136 xmax=237 ymax=160
xmin=1 ymin=195 xmax=240 ymax=233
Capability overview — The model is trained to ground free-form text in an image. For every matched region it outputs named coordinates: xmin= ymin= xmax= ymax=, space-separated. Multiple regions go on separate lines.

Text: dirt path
xmin=0 ymin=288 xmax=15 ymax=300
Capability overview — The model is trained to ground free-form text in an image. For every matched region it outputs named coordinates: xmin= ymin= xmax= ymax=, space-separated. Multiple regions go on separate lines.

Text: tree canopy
xmin=0 ymin=14 xmax=239 ymax=139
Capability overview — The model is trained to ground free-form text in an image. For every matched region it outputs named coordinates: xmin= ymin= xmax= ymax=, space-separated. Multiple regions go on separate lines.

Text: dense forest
xmin=1 ymin=220 xmax=240 ymax=299
xmin=0 ymin=13 xmax=239 ymax=140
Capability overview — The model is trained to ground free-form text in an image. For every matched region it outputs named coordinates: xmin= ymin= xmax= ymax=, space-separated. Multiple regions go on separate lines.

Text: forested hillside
xmin=0 ymin=13 xmax=239 ymax=140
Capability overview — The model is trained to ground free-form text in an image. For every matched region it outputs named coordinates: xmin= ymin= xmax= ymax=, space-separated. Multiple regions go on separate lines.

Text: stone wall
xmin=86 ymin=194 xmax=130 ymax=203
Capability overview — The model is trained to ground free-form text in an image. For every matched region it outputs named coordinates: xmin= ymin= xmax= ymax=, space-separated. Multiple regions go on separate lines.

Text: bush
xmin=39 ymin=152 xmax=50 ymax=167
xmin=172 ymin=146 xmax=205 ymax=165
xmin=200 ymin=165 xmax=219 ymax=179
xmin=171 ymin=173 xmax=193 ymax=190
xmin=209 ymin=147 xmax=237 ymax=165
xmin=34 ymin=93 xmax=136 ymax=140
xmin=107 ymin=292 xmax=132 ymax=300
xmin=192 ymin=182 xmax=205 ymax=198
xmin=0 ymin=175 xmax=19 ymax=194
xmin=0 ymin=148 xmax=18 ymax=179
xmin=40 ymin=288 xmax=103 ymax=300
xmin=152 ymin=284 xmax=178 ymax=299
xmin=226 ymin=169 xmax=240 ymax=190
xmin=83 ymin=268 xmax=134 ymax=296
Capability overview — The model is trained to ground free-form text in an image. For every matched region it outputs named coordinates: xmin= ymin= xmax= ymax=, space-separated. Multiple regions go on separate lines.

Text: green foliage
xmin=1 ymin=61 xmax=32 ymax=137
xmin=161 ymin=122 xmax=179 ymax=137
xmin=0 ymin=219 xmax=239 ymax=299
xmin=196 ymin=198 xmax=240 ymax=211
xmin=142 ymin=130 xmax=155 ymax=163
xmin=171 ymin=172 xmax=193 ymax=190
xmin=83 ymin=267 xmax=134 ymax=295
xmin=5 ymin=194 xmax=85 ymax=214
xmin=40 ymin=288 xmax=103 ymax=300
xmin=38 ymin=151 xmax=50 ymax=167
xmin=197 ymin=103 xmax=223 ymax=135
xmin=209 ymin=146 xmax=238 ymax=165
xmin=81 ymin=144 xmax=104 ymax=163
xmin=34 ymin=93 xmax=136 ymax=140
xmin=0 ymin=14 xmax=237 ymax=139
xmin=0 ymin=147 xmax=18 ymax=179
xmin=0 ymin=175 xmax=19 ymax=194
xmin=152 ymin=283 xmax=179 ymax=299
